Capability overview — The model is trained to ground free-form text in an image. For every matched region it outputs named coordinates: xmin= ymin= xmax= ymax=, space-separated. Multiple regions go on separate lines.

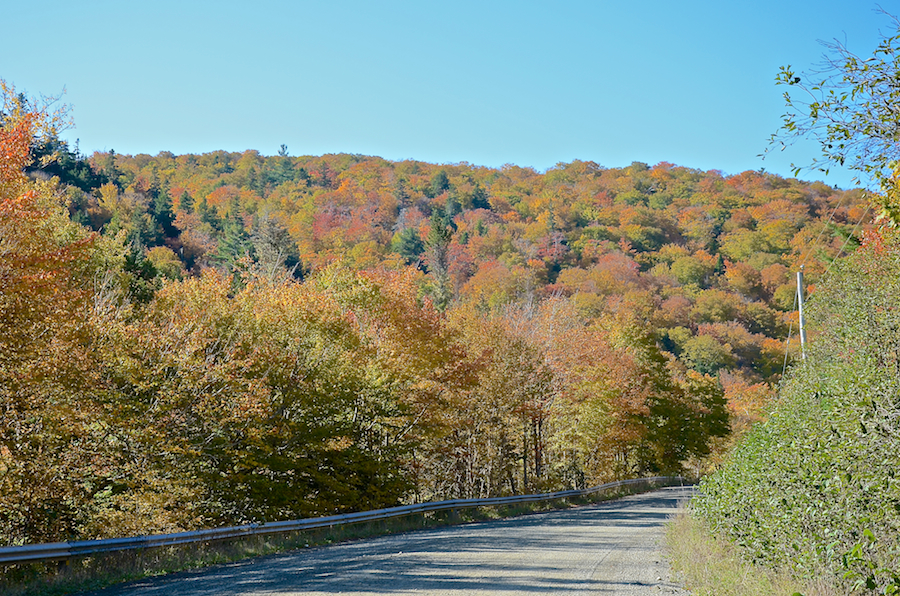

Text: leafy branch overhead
xmin=767 ymin=9 xmax=900 ymax=225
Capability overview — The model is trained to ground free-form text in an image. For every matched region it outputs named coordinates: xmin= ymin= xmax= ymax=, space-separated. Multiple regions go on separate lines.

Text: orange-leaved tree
xmin=0 ymin=81 xmax=103 ymax=544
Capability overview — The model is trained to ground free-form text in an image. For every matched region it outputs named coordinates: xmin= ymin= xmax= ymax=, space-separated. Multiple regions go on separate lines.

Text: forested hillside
xmin=62 ymin=142 xmax=870 ymax=389
xmin=0 ymin=80 xmax=873 ymax=547
xmin=68 ymin=140 xmax=871 ymax=421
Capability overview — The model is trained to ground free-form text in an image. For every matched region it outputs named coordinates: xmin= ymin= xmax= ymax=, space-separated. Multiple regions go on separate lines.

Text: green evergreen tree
xmin=425 ymin=207 xmax=453 ymax=310
xmin=270 ymin=146 xmax=295 ymax=185
xmin=152 ymin=188 xmax=177 ymax=239
xmin=213 ymin=207 xmax=253 ymax=269
xmin=196 ymin=196 xmax=221 ymax=231
xmin=393 ymin=178 xmax=410 ymax=207
xmin=391 ymin=227 xmax=425 ymax=264
xmin=444 ymin=194 xmax=461 ymax=231
xmin=179 ymin=191 xmax=194 ymax=214
xmin=127 ymin=206 xmax=157 ymax=247
xmin=122 ymin=244 xmax=160 ymax=303
xmin=428 ymin=169 xmax=450 ymax=198
xmin=470 ymin=183 xmax=490 ymax=210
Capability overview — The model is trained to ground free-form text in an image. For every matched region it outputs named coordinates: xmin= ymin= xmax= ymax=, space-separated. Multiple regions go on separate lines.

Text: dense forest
xmin=0 ymin=80 xmax=874 ymax=548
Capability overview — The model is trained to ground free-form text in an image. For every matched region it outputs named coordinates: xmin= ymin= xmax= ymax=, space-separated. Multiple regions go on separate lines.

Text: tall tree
xmin=425 ymin=207 xmax=453 ymax=310
xmin=152 ymin=188 xmax=178 ymax=239
xmin=391 ymin=227 xmax=425 ymax=265
xmin=212 ymin=203 xmax=252 ymax=269
xmin=251 ymin=211 xmax=300 ymax=279
xmin=0 ymin=80 xmax=106 ymax=544
xmin=429 ymin=169 xmax=450 ymax=198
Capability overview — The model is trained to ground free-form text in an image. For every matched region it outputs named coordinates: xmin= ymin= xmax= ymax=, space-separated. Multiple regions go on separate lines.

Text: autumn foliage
xmin=0 ymin=80 xmax=876 ymax=546
xmin=0 ymin=85 xmax=99 ymax=544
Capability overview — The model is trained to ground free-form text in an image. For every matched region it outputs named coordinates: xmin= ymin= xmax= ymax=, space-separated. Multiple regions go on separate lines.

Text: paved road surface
xmin=88 ymin=486 xmax=692 ymax=595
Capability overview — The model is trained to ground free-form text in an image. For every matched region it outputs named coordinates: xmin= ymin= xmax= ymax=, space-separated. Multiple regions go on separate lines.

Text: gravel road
xmin=88 ymin=486 xmax=692 ymax=596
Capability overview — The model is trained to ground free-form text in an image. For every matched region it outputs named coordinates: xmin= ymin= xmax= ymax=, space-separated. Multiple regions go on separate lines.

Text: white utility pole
xmin=797 ymin=266 xmax=807 ymax=361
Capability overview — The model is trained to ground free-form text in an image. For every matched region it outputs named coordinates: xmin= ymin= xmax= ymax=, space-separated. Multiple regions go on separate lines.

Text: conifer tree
xmin=212 ymin=204 xmax=252 ymax=269
xmin=425 ymin=207 xmax=453 ymax=309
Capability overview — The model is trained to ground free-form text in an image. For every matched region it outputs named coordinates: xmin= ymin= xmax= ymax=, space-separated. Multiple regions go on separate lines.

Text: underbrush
xmin=666 ymin=508 xmax=841 ymax=596
xmin=692 ymin=362 xmax=900 ymax=594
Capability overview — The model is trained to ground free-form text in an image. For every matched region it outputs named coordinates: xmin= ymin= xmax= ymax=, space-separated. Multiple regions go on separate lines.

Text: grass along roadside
xmin=1 ymin=481 xmax=664 ymax=596
xmin=665 ymin=507 xmax=842 ymax=596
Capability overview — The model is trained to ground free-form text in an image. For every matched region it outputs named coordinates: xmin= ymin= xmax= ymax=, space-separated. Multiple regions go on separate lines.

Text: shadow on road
xmin=88 ymin=486 xmax=694 ymax=596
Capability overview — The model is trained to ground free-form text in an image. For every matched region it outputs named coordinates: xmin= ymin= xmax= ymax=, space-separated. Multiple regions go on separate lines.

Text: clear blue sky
xmin=4 ymin=1 xmax=893 ymax=188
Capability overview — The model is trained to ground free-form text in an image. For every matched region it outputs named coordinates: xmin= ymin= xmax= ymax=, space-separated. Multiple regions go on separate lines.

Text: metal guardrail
xmin=0 ymin=475 xmax=684 ymax=566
